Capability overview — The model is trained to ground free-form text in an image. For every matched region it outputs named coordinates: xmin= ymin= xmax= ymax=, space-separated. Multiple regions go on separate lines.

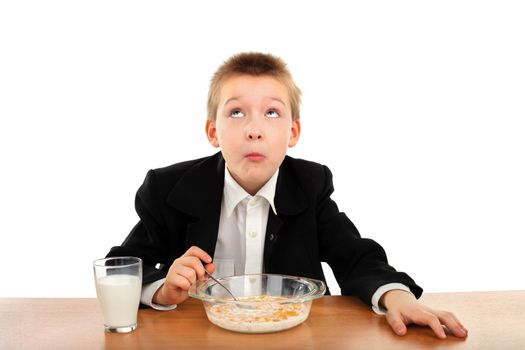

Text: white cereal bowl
xmin=189 ymin=274 xmax=326 ymax=333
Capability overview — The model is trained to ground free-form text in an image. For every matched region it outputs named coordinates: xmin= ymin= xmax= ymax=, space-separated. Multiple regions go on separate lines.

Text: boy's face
xmin=206 ymin=75 xmax=300 ymax=195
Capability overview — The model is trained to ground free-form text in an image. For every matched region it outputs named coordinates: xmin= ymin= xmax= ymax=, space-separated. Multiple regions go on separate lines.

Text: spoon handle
xmin=204 ymin=270 xmax=239 ymax=301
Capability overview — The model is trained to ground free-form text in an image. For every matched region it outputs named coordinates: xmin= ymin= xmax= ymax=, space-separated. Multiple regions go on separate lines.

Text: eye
xmin=265 ymin=110 xmax=280 ymax=118
xmin=230 ymin=109 xmax=245 ymax=118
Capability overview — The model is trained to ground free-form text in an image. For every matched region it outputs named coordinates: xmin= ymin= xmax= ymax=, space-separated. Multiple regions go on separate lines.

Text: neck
xmin=233 ymin=176 xmax=264 ymax=196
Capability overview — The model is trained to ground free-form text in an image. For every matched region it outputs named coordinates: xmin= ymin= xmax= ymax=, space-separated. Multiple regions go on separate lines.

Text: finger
xmin=169 ymin=272 xmax=193 ymax=291
xmin=178 ymin=256 xmax=207 ymax=279
xmin=204 ymin=263 xmax=215 ymax=276
xmin=183 ymin=246 xmax=213 ymax=264
xmin=412 ymin=311 xmax=447 ymax=339
xmin=437 ymin=311 xmax=468 ymax=338
xmin=172 ymin=265 xmax=197 ymax=289
xmin=385 ymin=310 xmax=408 ymax=336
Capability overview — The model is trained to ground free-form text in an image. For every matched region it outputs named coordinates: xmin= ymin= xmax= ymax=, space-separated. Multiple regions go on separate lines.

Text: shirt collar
xmin=223 ymin=165 xmax=279 ymax=217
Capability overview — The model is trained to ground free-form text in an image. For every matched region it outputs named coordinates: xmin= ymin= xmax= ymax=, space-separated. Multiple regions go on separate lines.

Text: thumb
xmin=386 ymin=310 xmax=408 ymax=336
xmin=204 ymin=263 xmax=216 ymax=275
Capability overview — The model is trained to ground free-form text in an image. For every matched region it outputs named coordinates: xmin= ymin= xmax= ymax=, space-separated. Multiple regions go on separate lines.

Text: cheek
xmin=215 ymin=121 xmax=227 ymax=139
xmin=271 ymin=128 xmax=292 ymax=145
xmin=216 ymin=125 xmax=240 ymax=148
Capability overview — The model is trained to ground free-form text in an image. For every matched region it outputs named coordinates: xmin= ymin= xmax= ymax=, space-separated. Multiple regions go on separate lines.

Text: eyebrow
xmin=223 ymin=97 xmax=287 ymax=107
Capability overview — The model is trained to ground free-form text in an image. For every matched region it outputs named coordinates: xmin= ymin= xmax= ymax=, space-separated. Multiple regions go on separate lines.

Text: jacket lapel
xmin=166 ymin=152 xmax=225 ymax=258
xmin=274 ymin=156 xmax=308 ymax=215
xmin=263 ymin=156 xmax=308 ymax=269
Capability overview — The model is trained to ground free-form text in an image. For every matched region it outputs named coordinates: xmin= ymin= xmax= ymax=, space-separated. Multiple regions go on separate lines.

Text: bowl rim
xmin=188 ymin=273 xmax=326 ymax=304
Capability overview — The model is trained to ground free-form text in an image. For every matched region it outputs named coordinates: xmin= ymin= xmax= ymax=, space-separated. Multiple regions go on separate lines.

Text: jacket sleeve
xmin=106 ymin=170 xmax=170 ymax=285
xmin=316 ymin=165 xmax=423 ymax=306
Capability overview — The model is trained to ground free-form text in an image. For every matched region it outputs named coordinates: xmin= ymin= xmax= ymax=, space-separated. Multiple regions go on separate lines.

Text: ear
xmin=205 ymin=120 xmax=220 ymax=148
xmin=288 ymin=120 xmax=301 ymax=147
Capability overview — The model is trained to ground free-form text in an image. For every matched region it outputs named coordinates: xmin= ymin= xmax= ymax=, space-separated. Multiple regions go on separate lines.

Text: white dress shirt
xmin=141 ymin=166 xmax=412 ymax=313
xmin=213 ymin=166 xmax=278 ymax=277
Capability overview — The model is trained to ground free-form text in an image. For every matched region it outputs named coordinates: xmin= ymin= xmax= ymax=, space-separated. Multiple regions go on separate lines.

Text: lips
xmin=245 ymin=152 xmax=265 ymax=161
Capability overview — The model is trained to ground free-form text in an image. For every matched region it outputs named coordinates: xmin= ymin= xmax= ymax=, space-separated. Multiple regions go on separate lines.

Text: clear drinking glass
xmin=93 ymin=257 xmax=142 ymax=333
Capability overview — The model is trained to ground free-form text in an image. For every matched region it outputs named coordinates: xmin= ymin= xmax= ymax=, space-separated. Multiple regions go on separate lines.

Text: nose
xmin=246 ymin=118 xmax=263 ymax=141
xmin=248 ymin=131 xmax=263 ymax=140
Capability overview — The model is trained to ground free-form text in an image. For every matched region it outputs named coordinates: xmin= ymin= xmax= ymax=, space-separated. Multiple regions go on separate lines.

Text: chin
xmin=242 ymin=168 xmax=271 ymax=182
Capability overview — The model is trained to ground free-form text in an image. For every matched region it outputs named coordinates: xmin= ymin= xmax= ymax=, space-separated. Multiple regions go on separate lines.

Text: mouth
xmin=245 ymin=152 xmax=265 ymax=161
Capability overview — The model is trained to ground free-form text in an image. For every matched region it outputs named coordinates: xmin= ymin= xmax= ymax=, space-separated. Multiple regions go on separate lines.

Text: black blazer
xmin=108 ymin=152 xmax=423 ymax=306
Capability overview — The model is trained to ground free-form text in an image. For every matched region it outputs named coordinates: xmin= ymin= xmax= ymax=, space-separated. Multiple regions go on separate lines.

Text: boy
xmin=107 ymin=52 xmax=468 ymax=339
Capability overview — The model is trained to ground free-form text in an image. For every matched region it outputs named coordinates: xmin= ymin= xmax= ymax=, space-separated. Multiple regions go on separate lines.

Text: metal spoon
xmin=204 ymin=270 xmax=239 ymax=301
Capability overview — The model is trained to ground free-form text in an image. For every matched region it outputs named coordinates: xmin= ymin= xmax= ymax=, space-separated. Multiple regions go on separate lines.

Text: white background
xmin=1 ymin=1 xmax=524 ymax=297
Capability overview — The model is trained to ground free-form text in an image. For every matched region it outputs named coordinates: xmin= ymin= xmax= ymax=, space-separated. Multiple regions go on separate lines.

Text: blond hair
xmin=207 ymin=52 xmax=302 ymax=121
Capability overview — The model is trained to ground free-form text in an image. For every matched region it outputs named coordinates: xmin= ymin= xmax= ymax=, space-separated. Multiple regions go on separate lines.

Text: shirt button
xmin=249 ymin=230 xmax=257 ymax=238
xmin=249 ymin=198 xmax=258 ymax=206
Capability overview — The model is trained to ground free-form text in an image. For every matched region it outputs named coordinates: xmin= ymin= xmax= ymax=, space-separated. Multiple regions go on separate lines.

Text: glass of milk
xmin=93 ymin=257 xmax=142 ymax=333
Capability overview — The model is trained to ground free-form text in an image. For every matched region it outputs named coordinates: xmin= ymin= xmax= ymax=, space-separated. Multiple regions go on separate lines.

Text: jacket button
xmin=269 ymin=234 xmax=275 ymax=241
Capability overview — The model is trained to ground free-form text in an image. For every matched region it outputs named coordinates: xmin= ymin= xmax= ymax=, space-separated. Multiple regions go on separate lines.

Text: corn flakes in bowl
xmin=189 ymin=274 xmax=326 ymax=333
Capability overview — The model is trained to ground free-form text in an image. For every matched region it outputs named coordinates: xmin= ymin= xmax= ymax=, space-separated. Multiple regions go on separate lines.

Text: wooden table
xmin=1 ymin=292 xmax=524 ymax=349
